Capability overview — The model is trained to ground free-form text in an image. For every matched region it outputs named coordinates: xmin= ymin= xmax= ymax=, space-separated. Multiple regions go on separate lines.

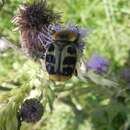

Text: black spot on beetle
xmin=48 ymin=44 xmax=55 ymax=52
xmin=46 ymin=54 xmax=55 ymax=63
xmin=63 ymin=57 xmax=76 ymax=65
xmin=46 ymin=64 xmax=55 ymax=74
xmin=67 ymin=47 xmax=76 ymax=54
xmin=63 ymin=67 xmax=74 ymax=76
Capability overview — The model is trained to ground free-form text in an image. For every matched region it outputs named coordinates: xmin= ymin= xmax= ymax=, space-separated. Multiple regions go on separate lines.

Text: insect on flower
xmin=45 ymin=25 xmax=87 ymax=81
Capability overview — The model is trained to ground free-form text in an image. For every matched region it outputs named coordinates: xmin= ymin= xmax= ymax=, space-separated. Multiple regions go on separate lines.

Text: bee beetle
xmin=45 ymin=26 xmax=85 ymax=81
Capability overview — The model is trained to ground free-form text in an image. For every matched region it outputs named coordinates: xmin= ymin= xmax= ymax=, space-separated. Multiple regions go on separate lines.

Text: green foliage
xmin=0 ymin=0 xmax=22 ymax=41
xmin=1 ymin=0 xmax=130 ymax=130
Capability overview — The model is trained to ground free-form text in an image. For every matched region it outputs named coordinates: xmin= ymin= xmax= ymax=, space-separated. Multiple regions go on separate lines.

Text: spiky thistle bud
xmin=12 ymin=0 xmax=60 ymax=59
xmin=20 ymin=98 xmax=44 ymax=123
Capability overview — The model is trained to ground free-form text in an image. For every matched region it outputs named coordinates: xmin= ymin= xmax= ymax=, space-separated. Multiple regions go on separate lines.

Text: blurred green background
xmin=0 ymin=0 xmax=130 ymax=130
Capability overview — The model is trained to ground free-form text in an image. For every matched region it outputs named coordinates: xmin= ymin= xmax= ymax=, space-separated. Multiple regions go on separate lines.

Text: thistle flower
xmin=50 ymin=24 xmax=88 ymax=55
xmin=86 ymin=53 xmax=110 ymax=74
xmin=12 ymin=0 xmax=60 ymax=59
xmin=20 ymin=98 xmax=44 ymax=123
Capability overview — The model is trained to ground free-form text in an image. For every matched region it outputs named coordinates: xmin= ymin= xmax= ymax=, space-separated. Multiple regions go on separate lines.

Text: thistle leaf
xmin=87 ymin=71 xmax=118 ymax=87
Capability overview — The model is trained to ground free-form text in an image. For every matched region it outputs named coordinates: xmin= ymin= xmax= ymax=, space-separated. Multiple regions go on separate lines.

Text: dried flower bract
xmin=13 ymin=0 xmax=60 ymax=30
xmin=12 ymin=0 xmax=61 ymax=59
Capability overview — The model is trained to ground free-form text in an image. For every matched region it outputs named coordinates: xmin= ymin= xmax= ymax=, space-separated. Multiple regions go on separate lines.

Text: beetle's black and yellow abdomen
xmin=45 ymin=29 xmax=79 ymax=81
xmin=45 ymin=43 xmax=77 ymax=81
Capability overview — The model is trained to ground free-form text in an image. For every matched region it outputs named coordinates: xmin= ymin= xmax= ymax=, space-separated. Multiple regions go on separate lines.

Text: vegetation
xmin=0 ymin=0 xmax=130 ymax=130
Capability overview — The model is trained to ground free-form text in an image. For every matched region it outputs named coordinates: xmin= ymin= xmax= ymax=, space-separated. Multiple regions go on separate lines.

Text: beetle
xmin=45 ymin=28 xmax=80 ymax=81
xmin=45 ymin=25 xmax=86 ymax=81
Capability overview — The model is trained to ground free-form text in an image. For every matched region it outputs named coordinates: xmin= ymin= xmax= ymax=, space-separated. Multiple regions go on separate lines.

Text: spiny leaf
xmin=87 ymin=71 xmax=118 ymax=87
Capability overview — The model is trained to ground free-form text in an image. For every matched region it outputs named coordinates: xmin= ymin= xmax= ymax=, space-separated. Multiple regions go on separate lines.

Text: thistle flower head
xmin=20 ymin=98 xmax=44 ymax=123
xmin=12 ymin=0 xmax=61 ymax=59
xmin=13 ymin=0 xmax=60 ymax=30
xmin=86 ymin=53 xmax=110 ymax=74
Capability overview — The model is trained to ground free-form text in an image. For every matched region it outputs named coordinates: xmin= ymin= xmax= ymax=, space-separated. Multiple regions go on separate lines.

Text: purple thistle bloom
xmin=49 ymin=24 xmax=62 ymax=32
xmin=50 ymin=24 xmax=88 ymax=54
xmin=86 ymin=53 xmax=110 ymax=74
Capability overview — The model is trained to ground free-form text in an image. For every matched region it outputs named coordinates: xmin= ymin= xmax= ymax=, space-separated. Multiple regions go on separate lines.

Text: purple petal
xmin=87 ymin=53 xmax=110 ymax=74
